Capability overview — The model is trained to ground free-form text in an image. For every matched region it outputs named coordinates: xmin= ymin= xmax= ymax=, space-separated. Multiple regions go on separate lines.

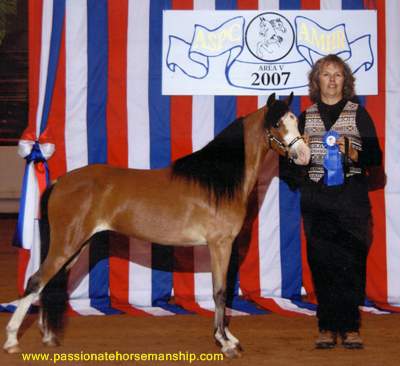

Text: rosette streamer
xmin=15 ymin=135 xmax=55 ymax=249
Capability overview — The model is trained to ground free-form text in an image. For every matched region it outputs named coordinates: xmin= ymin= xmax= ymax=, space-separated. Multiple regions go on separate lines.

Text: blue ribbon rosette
xmin=15 ymin=138 xmax=54 ymax=249
xmin=323 ymin=131 xmax=344 ymax=186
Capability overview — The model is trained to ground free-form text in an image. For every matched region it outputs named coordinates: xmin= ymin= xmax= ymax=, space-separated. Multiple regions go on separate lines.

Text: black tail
xmin=38 ymin=184 xmax=68 ymax=333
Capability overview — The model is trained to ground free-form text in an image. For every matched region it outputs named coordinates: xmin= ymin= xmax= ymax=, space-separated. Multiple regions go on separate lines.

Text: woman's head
xmin=308 ymin=54 xmax=355 ymax=104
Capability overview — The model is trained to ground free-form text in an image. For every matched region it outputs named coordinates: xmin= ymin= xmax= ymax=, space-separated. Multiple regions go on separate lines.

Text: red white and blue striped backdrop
xmin=2 ymin=0 xmax=399 ymax=317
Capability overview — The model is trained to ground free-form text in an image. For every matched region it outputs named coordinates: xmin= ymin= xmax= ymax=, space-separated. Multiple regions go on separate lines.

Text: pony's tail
xmin=38 ymin=184 xmax=68 ymax=333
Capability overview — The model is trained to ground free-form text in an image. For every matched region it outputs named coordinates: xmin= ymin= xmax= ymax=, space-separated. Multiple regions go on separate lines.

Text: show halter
xmin=266 ymin=119 xmax=304 ymax=158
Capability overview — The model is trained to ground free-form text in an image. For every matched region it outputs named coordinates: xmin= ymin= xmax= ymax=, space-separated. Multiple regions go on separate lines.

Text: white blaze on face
xmin=280 ymin=112 xmax=311 ymax=166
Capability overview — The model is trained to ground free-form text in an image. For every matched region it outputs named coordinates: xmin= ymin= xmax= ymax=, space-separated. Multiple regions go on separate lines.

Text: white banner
xmin=162 ymin=10 xmax=377 ymax=96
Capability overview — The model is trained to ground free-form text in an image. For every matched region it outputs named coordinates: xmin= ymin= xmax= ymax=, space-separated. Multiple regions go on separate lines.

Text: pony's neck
xmin=242 ymin=105 xmax=269 ymax=199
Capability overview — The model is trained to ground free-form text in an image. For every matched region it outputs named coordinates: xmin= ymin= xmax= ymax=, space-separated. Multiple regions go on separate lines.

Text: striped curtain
xmin=3 ymin=0 xmax=399 ymax=317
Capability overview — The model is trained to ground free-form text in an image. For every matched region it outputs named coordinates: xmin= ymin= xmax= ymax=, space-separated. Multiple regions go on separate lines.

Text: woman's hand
xmin=337 ymin=136 xmax=358 ymax=162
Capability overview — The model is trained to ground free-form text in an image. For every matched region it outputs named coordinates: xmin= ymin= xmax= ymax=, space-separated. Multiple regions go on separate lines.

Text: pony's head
xmin=264 ymin=92 xmax=310 ymax=165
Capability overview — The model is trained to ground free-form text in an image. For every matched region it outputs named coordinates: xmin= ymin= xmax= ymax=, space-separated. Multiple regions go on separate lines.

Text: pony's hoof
xmin=3 ymin=344 xmax=22 ymax=354
xmin=235 ymin=342 xmax=244 ymax=352
xmin=222 ymin=346 xmax=242 ymax=359
xmin=43 ymin=338 xmax=60 ymax=347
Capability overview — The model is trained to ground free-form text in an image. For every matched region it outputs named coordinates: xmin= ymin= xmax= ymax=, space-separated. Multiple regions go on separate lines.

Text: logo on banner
xmin=245 ymin=12 xmax=294 ymax=62
xmin=163 ymin=11 xmax=376 ymax=95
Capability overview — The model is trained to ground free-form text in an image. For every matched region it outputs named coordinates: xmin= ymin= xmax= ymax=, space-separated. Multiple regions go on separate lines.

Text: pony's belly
xmin=131 ymin=237 xmax=207 ymax=247
xmin=161 ymin=240 xmax=207 ymax=247
xmin=114 ymin=224 xmax=208 ymax=247
xmin=145 ymin=233 xmax=208 ymax=247
xmin=178 ymin=239 xmax=208 ymax=246
xmin=178 ymin=228 xmax=208 ymax=246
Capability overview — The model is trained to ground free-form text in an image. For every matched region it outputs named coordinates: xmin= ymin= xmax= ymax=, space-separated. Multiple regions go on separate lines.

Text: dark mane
xmin=172 ymin=118 xmax=245 ymax=204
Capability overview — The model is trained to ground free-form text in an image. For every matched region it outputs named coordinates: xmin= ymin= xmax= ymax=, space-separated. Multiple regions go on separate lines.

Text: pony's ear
xmin=287 ymin=92 xmax=294 ymax=106
xmin=267 ymin=93 xmax=276 ymax=108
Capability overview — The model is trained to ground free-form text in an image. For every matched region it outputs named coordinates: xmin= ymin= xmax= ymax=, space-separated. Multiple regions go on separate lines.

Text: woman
xmin=283 ymin=54 xmax=382 ymax=349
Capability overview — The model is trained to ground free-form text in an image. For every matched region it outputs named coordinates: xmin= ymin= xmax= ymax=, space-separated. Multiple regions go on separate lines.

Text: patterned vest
xmin=304 ymin=101 xmax=362 ymax=183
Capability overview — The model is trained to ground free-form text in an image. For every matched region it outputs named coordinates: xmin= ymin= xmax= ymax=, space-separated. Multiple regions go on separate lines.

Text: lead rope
xmin=344 ymin=136 xmax=350 ymax=180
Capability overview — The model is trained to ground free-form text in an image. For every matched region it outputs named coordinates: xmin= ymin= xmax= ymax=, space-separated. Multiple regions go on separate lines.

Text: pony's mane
xmin=172 ymin=118 xmax=245 ymax=204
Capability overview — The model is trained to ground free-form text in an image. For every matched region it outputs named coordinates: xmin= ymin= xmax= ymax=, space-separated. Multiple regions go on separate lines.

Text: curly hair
xmin=308 ymin=54 xmax=355 ymax=103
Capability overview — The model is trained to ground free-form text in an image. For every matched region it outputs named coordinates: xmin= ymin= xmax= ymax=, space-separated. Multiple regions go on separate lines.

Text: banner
xmin=163 ymin=10 xmax=377 ymax=95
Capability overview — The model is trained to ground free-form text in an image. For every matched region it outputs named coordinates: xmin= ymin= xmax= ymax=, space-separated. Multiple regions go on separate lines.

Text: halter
xmin=264 ymin=94 xmax=303 ymax=158
xmin=266 ymin=122 xmax=304 ymax=158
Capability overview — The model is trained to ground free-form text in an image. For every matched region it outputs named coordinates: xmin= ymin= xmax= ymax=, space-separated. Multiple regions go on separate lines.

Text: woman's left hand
xmin=337 ymin=136 xmax=358 ymax=162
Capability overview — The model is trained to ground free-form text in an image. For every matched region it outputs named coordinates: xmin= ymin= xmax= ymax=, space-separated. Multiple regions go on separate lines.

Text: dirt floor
xmin=1 ymin=216 xmax=400 ymax=366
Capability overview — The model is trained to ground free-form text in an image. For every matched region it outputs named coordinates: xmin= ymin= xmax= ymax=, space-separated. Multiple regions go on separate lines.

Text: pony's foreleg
xmin=209 ymin=239 xmax=242 ymax=358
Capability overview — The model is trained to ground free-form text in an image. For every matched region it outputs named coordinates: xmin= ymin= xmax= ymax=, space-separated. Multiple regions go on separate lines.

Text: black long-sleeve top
xmin=280 ymin=98 xmax=383 ymax=190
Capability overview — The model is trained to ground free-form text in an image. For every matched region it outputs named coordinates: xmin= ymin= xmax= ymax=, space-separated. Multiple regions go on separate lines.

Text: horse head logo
xmin=246 ymin=12 xmax=295 ymax=62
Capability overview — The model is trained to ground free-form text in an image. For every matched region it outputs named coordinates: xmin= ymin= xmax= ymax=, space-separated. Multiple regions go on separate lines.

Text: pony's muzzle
xmin=289 ymin=140 xmax=311 ymax=166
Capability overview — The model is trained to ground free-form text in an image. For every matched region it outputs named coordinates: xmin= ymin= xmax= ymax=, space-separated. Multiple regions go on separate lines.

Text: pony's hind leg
xmin=3 ymin=273 xmax=43 ymax=353
xmin=209 ymin=237 xmax=242 ymax=358
xmin=38 ymin=307 xmax=59 ymax=347
xmin=3 ymin=249 xmax=70 ymax=353
xmin=35 ymin=243 xmax=86 ymax=349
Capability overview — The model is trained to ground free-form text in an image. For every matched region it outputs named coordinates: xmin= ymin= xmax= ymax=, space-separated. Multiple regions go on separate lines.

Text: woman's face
xmin=318 ymin=62 xmax=344 ymax=104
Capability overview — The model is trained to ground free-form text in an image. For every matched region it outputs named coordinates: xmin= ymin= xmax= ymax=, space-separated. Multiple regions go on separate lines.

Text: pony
xmin=4 ymin=92 xmax=310 ymax=358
